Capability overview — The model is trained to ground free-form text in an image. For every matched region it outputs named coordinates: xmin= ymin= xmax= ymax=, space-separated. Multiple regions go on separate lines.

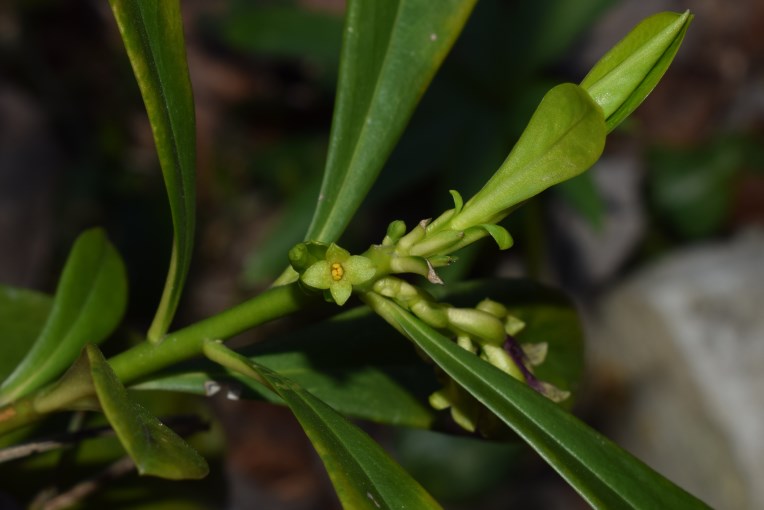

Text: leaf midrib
xmin=134 ymin=2 xmax=190 ymax=249
xmin=311 ymin=0 xmax=405 ymax=242
xmin=399 ymin=312 xmax=638 ymax=509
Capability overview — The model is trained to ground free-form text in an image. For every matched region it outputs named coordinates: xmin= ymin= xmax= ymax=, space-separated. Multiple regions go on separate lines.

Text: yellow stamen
xmin=331 ymin=262 xmax=344 ymax=281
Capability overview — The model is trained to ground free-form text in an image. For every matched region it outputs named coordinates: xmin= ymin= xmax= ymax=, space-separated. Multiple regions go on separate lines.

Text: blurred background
xmin=1 ymin=0 xmax=763 ymax=508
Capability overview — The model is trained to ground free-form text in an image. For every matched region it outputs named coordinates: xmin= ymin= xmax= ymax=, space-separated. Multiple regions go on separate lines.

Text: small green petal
xmin=301 ymin=261 xmax=332 ymax=289
xmin=329 ymin=280 xmax=353 ymax=306
xmin=343 ymin=256 xmax=376 ymax=285
xmin=326 ymin=243 xmax=350 ymax=263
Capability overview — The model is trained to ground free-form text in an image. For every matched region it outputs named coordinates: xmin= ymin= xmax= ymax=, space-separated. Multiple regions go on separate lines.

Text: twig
xmin=0 ymin=414 xmax=209 ymax=463
xmin=0 ymin=425 xmax=116 ymax=463
xmin=37 ymin=456 xmax=136 ymax=510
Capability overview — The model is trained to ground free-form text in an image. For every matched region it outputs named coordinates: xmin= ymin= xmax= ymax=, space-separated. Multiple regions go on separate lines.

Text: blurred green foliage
xmin=649 ymin=135 xmax=763 ymax=239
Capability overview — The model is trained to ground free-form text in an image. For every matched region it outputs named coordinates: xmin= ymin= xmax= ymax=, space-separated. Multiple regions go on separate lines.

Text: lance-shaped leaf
xmin=88 ymin=345 xmax=208 ymax=480
xmin=305 ymin=0 xmax=478 ymax=244
xmin=0 ymin=229 xmax=127 ymax=405
xmin=430 ymin=278 xmax=585 ymax=400
xmin=581 ymin=11 xmax=692 ymax=132
xmin=0 ymin=285 xmax=52 ymax=384
xmin=203 ymin=341 xmax=441 ymax=510
xmin=449 ymin=83 xmax=606 ymax=231
xmin=366 ymin=294 xmax=711 ymax=510
xmin=108 ymin=0 xmax=196 ymax=341
xmin=133 ymin=306 xmax=436 ymax=428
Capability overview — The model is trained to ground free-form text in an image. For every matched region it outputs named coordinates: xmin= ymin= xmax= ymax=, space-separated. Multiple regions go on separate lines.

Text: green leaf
xmin=219 ymin=4 xmax=343 ymax=69
xmin=581 ymin=11 xmax=692 ymax=132
xmin=525 ymin=0 xmax=616 ymax=68
xmin=394 ymin=428 xmax=522 ymax=503
xmin=108 ymin=0 xmax=196 ymax=341
xmin=305 ymin=0 xmax=478 ymax=244
xmin=449 ymin=83 xmax=606 ymax=230
xmin=367 ymin=294 xmax=711 ymax=510
xmin=132 ymin=306 xmax=436 ymax=429
xmin=0 ymin=285 xmax=52 ymax=383
xmin=0 ymin=229 xmax=127 ymax=404
xmin=203 ymin=341 xmax=441 ymax=510
xmin=87 ymin=345 xmax=208 ymax=480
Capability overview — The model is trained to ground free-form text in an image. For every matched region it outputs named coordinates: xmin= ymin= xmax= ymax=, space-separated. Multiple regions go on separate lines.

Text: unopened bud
xmin=476 ymin=299 xmax=507 ymax=319
xmin=383 ymin=220 xmax=407 ymax=245
xmin=446 ymin=308 xmax=505 ymax=345
xmin=411 ymin=300 xmax=449 ymax=329
xmin=396 ymin=219 xmax=430 ymax=253
xmin=289 ymin=242 xmax=327 ymax=273
xmin=409 ymin=229 xmax=465 ymax=257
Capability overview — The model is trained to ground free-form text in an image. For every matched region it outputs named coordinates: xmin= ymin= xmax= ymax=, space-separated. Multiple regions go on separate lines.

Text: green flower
xmin=301 ymin=243 xmax=376 ymax=306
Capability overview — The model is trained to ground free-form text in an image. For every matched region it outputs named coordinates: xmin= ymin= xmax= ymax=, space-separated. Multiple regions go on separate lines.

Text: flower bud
xmin=446 ymin=307 xmax=506 ymax=345
xmin=411 ymin=300 xmax=449 ymax=329
xmin=372 ymin=276 xmax=421 ymax=303
xmin=476 ymin=298 xmax=507 ymax=319
xmin=409 ymin=230 xmax=464 ymax=257
xmin=388 ymin=255 xmax=443 ymax=284
xmin=456 ymin=334 xmax=477 ymax=354
xmin=288 ymin=242 xmax=328 ymax=273
xmin=383 ymin=220 xmax=407 ymax=246
xmin=481 ymin=344 xmax=525 ymax=381
xmin=396 ymin=219 xmax=429 ymax=253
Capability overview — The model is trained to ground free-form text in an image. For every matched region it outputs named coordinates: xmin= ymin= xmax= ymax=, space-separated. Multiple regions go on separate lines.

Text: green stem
xmin=111 ymin=282 xmax=313 ymax=384
xmin=0 ymin=283 xmax=315 ymax=435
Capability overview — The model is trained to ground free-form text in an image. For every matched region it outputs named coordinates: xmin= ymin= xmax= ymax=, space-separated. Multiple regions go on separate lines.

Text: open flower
xmin=301 ymin=243 xmax=376 ymax=306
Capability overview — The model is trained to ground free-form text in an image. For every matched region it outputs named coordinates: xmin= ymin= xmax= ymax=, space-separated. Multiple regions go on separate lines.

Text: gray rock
xmin=587 ymin=228 xmax=764 ymax=509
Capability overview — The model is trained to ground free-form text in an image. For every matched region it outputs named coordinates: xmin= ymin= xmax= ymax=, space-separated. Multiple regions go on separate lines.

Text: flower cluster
xmin=373 ymin=276 xmax=569 ymax=434
xmin=285 ymin=10 xmax=692 ymax=430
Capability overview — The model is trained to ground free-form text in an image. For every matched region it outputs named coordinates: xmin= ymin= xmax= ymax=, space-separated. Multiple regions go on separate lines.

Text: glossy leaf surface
xmin=368 ymin=295 xmax=711 ymax=509
xmin=581 ymin=11 xmax=692 ymax=132
xmin=450 ymin=83 xmax=606 ymax=230
xmin=108 ymin=0 xmax=196 ymax=341
xmin=0 ymin=286 xmax=52 ymax=383
xmin=431 ymin=279 xmax=585 ymax=399
xmin=0 ymin=229 xmax=127 ymax=404
xmin=135 ymin=279 xmax=583 ymax=428
xmin=305 ymin=0 xmax=478 ymax=243
xmin=88 ymin=345 xmax=208 ymax=480
xmin=204 ymin=341 xmax=441 ymax=510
